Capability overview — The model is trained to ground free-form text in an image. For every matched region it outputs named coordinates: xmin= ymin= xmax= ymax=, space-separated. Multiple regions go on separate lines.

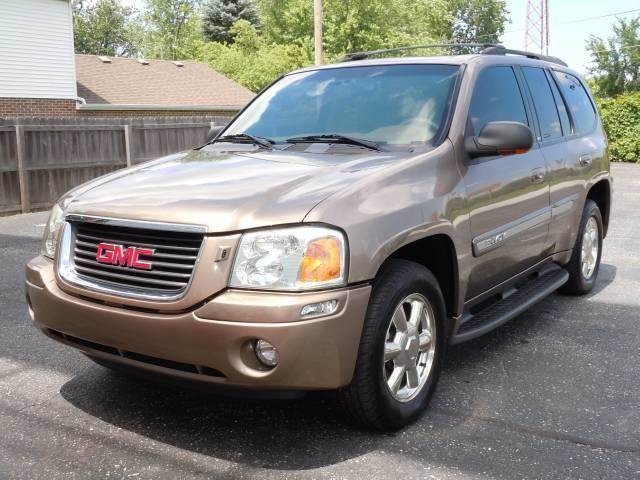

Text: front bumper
xmin=26 ymin=256 xmax=371 ymax=390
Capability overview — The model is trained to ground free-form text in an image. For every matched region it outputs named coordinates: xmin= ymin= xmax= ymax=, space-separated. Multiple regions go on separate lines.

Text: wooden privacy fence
xmin=0 ymin=116 xmax=231 ymax=215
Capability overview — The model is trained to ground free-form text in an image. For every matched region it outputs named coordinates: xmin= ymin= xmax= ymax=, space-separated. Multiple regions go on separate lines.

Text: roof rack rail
xmin=340 ymin=43 xmax=568 ymax=67
xmin=480 ymin=45 xmax=567 ymax=67
xmin=340 ymin=43 xmax=502 ymax=62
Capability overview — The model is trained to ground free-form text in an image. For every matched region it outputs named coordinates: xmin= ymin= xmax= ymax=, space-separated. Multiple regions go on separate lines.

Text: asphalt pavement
xmin=0 ymin=163 xmax=638 ymax=479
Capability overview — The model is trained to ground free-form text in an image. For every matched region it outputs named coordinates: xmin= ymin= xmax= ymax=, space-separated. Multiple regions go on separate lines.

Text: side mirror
xmin=465 ymin=121 xmax=534 ymax=158
xmin=206 ymin=125 xmax=225 ymax=142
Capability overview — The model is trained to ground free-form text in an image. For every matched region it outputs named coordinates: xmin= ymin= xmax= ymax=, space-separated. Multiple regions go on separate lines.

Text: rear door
xmin=546 ymin=70 xmax=606 ymax=253
xmin=463 ymin=65 xmax=552 ymax=299
xmin=520 ymin=66 xmax=575 ymax=253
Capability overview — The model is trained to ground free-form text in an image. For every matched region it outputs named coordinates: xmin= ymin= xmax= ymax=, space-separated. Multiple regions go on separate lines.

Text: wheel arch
xmin=586 ymin=179 xmax=611 ymax=237
xmin=376 ymin=233 xmax=460 ymax=319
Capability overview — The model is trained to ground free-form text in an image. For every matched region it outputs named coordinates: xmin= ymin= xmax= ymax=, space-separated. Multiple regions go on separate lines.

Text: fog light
xmin=254 ymin=339 xmax=279 ymax=367
xmin=300 ymin=299 xmax=338 ymax=317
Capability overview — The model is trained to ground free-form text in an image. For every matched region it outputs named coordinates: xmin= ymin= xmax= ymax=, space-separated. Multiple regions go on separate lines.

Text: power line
xmin=442 ymin=8 xmax=640 ymax=55
xmin=582 ymin=44 xmax=640 ymax=66
xmin=473 ymin=9 xmax=640 ymax=45
xmin=588 ymin=44 xmax=640 ymax=55
xmin=560 ymin=8 xmax=640 ymax=25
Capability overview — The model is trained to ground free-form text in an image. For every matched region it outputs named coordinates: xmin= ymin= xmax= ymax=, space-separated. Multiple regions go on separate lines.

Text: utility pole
xmin=314 ymin=0 xmax=324 ymax=65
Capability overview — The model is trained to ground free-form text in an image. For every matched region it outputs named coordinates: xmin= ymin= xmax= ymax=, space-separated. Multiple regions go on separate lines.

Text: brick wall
xmin=0 ymin=97 xmax=238 ymax=118
xmin=0 ymin=98 xmax=77 ymax=117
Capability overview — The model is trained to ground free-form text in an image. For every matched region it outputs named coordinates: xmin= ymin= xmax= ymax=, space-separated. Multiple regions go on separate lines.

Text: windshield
xmin=224 ymin=64 xmax=460 ymax=147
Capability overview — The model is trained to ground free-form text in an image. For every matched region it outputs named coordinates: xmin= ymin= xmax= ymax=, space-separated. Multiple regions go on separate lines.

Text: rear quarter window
xmin=552 ymin=72 xmax=597 ymax=135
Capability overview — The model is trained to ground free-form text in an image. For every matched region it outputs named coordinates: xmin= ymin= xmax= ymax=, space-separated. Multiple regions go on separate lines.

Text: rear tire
xmin=560 ymin=199 xmax=603 ymax=295
xmin=338 ymin=259 xmax=446 ymax=431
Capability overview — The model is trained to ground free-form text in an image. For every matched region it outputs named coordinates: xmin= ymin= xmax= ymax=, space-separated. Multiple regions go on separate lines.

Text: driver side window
xmin=469 ymin=66 xmax=528 ymax=136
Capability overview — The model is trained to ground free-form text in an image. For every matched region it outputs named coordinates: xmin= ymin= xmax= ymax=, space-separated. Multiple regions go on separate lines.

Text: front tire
xmin=338 ymin=260 xmax=446 ymax=430
xmin=560 ymin=199 xmax=603 ymax=295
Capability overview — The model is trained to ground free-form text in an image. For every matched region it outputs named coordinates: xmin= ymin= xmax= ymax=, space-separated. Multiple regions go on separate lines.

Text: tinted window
xmin=547 ymin=71 xmax=571 ymax=135
xmin=469 ymin=66 xmax=528 ymax=135
xmin=522 ymin=67 xmax=562 ymax=140
xmin=553 ymin=72 xmax=597 ymax=135
xmin=226 ymin=64 xmax=460 ymax=146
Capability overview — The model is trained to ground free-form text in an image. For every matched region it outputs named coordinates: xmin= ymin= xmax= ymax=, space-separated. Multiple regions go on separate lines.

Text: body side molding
xmin=472 ymin=207 xmax=552 ymax=256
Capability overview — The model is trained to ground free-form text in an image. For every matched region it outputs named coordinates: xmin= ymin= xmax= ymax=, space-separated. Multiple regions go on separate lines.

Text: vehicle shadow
xmin=60 ymin=368 xmax=385 ymax=470
xmin=58 ymin=263 xmax=623 ymax=471
xmin=587 ymin=262 xmax=617 ymax=296
xmin=443 ymin=262 xmax=617 ymax=370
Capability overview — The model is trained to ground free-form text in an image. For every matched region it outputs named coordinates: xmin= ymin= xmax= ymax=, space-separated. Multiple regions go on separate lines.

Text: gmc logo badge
xmin=95 ymin=243 xmax=154 ymax=270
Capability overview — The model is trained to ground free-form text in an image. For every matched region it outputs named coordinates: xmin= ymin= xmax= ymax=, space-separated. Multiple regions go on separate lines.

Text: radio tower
xmin=524 ymin=0 xmax=550 ymax=54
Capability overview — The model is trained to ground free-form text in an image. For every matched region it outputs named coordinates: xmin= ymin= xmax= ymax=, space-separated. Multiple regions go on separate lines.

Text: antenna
xmin=524 ymin=0 xmax=550 ymax=55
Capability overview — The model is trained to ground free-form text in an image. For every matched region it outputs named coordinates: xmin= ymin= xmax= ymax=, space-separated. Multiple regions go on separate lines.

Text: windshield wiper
xmin=286 ymin=134 xmax=381 ymax=151
xmin=213 ymin=133 xmax=274 ymax=149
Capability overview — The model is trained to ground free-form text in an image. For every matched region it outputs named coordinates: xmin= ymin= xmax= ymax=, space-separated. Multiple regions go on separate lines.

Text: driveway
xmin=1 ymin=163 xmax=638 ymax=479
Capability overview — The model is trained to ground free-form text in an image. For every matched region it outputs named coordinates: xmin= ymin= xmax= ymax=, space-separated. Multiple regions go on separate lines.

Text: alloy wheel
xmin=383 ymin=293 xmax=436 ymax=402
xmin=581 ymin=216 xmax=599 ymax=280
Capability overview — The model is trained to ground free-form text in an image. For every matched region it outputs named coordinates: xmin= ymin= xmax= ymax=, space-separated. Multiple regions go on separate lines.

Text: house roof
xmin=75 ymin=54 xmax=255 ymax=110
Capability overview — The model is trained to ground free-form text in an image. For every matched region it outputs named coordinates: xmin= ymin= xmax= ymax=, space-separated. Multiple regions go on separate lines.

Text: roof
xmin=75 ymin=54 xmax=255 ymax=110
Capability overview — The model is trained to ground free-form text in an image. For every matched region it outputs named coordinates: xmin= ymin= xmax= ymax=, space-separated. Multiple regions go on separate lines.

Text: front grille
xmin=70 ymin=221 xmax=204 ymax=295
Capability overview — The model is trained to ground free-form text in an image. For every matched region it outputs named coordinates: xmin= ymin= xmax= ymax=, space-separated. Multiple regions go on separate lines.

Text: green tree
xmin=256 ymin=0 xmax=507 ymax=60
xmin=72 ymin=0 xmax=139 ymax=56
xmin=202 ymin=0 xmax=260 ymax=44
xmin=447 ymin=0 xmax=509 ymax=46
xmin=257 ymin=0 xmax=435 ymax=59
xmin=587 ymin=17 xmax=640 ymax=97
xmin=197 ymin=20 xmax=310 ymax=91
xmin=142 ymin=0 xmax=203 ymax=60
xmin=393 ymin=0 xmax=453 ymax=46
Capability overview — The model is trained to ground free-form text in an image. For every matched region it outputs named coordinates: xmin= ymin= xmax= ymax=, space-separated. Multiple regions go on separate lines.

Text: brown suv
xmin=26 ymin=46 xmax=611 ymax=430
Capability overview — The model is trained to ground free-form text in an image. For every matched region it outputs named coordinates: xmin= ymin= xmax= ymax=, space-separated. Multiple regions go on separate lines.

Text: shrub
xmin=597 ymin=92 xmax=640 ymax=162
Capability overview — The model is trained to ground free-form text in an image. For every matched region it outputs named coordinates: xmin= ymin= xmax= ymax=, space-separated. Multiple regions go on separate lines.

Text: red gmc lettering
xmin=131 ymin=247 xmax=154 ymax=269
xmin=95 ymin=243 xmax=154 ymax=270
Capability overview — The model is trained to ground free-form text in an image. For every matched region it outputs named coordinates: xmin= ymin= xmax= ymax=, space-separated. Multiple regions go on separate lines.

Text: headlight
xmin=41 ymin=203 xmax=65 ymax=258
xmin=229 ymin=226 xmax=347 ymax=291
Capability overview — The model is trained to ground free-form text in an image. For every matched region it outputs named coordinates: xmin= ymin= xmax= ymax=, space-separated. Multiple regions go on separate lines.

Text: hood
xmin=65 ymin=145 xmax=408 ymax=232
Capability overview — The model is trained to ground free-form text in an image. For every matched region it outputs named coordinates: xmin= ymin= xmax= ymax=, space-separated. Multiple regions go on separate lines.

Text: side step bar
xmin=450 ymin=264 xmax=569 ymax=344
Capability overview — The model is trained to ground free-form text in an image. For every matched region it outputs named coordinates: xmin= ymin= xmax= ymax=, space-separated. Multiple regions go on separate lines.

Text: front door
xmin=462 ymin=65 xmax=552 ymax=299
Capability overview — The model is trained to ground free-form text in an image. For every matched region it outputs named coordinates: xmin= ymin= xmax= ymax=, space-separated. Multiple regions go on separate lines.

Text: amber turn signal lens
xmin=300 ymin=236 xmax=342 ymax=283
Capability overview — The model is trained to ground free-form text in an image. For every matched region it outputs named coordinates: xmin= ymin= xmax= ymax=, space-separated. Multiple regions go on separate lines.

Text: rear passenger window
xmin=522 ymin=67 xmax=562 ymax=140
xmin=469 ymin=66 xmax=528 ymax=135
xmin=553 ymin=72 xmax=597 ymax=135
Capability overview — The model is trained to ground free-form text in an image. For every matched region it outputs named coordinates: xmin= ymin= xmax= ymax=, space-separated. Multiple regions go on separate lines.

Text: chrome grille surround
xmin=57 ymin=214 xmax=207 ymax=301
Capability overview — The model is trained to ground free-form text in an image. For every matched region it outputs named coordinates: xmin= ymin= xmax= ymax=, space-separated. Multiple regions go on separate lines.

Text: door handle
xmin=579 ymin=155 xmax=593 ymax=167
xmin=530 ymin=168 xmax=545 ymax=184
